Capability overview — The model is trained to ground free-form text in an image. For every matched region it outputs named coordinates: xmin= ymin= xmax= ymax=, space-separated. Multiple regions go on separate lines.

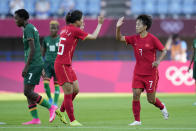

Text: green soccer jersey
xmin=23 ymin=23 xmax=43 ymax=66
xmin=193 ymin=39 xmax=196 ymax=61
xmin=42 ymin=36 xmax=60 ymax=62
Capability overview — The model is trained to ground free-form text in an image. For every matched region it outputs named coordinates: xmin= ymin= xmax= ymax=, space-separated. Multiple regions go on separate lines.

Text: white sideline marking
xmin=0 ymin=126 xmax=196 ymax=130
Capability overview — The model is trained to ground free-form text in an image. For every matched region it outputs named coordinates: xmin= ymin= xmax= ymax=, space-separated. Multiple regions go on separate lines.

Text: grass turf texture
xmin=0 ymin=93 xmax=196 ymax=131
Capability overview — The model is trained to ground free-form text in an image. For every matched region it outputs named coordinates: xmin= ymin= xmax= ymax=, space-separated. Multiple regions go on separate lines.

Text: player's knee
xmin=74 ymin=87 xmax=79 ymax=94
xmin=147 ymin=98 xmax=155 ymax=104
xmin=62 ymin=83 xmax=73 ymax=94
xmin=133 ymin=93 xmax=140 ymax=100
xmin=24 ymin=89 xmax=33 ymax=97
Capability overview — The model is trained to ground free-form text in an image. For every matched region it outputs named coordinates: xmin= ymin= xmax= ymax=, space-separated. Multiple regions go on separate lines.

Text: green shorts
xmin=193 ymin=61 xmax=196 ymax=80
xmin=24 ymin=65 xmax=43 ymax=85
xmin=44 ymin=61 xmax=56 ymax=79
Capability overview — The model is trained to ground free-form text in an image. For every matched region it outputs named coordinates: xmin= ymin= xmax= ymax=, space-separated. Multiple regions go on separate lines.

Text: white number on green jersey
xmin=49 ymin=45 xmax=55 ymax=52
xmin=29 ymin=73 xmax=33 ymax=80
xmin=57 ymin=38 xmax=66 ymax=55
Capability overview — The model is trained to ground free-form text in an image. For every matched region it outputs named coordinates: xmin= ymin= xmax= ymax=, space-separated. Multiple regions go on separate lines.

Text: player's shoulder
xmin=24 ymin=23 xmax=38 ymax=32
xmin=43 ymin=36 xmax=50 ymax=41
xmin=148 ymin=33 xmax=159 ymax=41
xmin=148 ymin=33 xmax=157 ymax=39
xmin=126 ymin=34 xmax=137 ymax=39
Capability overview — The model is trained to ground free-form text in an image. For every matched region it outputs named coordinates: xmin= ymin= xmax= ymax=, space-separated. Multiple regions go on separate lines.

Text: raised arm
xmin=116 ymin=17 xmax=126 ymax=42
xmin=85 ymin=16 xmax=104 ymax=40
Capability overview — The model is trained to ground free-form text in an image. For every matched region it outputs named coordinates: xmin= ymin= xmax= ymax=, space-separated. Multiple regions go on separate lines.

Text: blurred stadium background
xmin=0 ymin=0 xmax=195 ymax=93
xmin=1 ymin=0 xmax=196 ymax=130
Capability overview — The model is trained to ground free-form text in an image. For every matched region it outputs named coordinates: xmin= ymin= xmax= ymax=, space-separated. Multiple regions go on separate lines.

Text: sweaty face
xmin=50 ymin=24 xmax=59 ymax=36
xmin=14 ymin=14 xmax=24 ymax=27
xmin=136 ymin=20 xmax=147 ymax=34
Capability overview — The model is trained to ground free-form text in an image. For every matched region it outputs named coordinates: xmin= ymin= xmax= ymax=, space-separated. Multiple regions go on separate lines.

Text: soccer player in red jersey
xmin=116 ymin=15 xmax=169 ymax=126
xmin=54 ymin=10 xmax=104 ymax=126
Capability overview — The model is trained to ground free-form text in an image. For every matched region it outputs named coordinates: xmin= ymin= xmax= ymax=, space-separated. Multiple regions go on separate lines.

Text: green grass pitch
xmin=0 ymin=93 xmax=196 ymax=131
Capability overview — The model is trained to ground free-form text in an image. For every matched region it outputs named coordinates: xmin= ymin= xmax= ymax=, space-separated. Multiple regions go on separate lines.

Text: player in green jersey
xmin=14 ymin=9 xmax=57 ymax=125
xmin=188 ymin=39 xmax=196 ymax=106
xmin=42 ymin=20 xmax=60 ymax=106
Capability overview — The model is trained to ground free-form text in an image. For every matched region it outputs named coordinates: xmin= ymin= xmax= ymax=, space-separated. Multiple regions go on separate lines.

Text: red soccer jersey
xmin=125 ymin=33 xmax=164 ymax=75
xmin=55 ymin=25 xmax=88 ymax=65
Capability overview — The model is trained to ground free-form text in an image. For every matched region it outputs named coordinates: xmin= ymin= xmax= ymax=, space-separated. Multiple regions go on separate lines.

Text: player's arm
xmin=116 ymin=17 xmax=126 ymax=42
xmin=188 ymin=47 xmax=195 ymax=72
xmin=165 ymin=36 xmax=172 ymax=50
xmin=22 ymin=39 xmax=35 ymax=77
xmin=41 ymin=39 xmax=46 ymax=57
xmin=152 ymin=48 xmax=167 ymax=67
xmin=85 ymin=16 xmax=104 ymax=40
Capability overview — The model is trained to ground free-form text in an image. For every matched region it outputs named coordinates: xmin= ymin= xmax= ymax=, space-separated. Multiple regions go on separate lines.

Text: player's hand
xmin=152 ymin=60 xmax=160 ymax=68
xmin=116 ymin=17 xmax=124 ymax=28
xmin=22 ymin=66 xmax=28 ymax=77
xmin=98 ymin=15 xmax=104 ymax=24
xmin=42 ymin=69 xmax=46 ymax=78
xmin=80 ymin=24 xmax=84 ymax=30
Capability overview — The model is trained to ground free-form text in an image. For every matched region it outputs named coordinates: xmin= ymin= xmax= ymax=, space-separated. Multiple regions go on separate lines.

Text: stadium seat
xmin=24 ymin=0 xmax=36 ymax=16
xmin=74 ymin=0 xmax=88 ymax=15
xmin=49 ymin=0 xmax=61 ymax=15
xmin=0 ymin=0 xmax=9 ymax=16
xmin=144 ymin=0 xmax=156 ymax=15
xmin=131 ymin=0 xmax=144 ymax=15
xmin=157 ymin=0 xmax=168 ymax=15
xmin=168 ymin=0 xmax=182 ymax=15
xmin=87 ymin=0 xmax=100 ymax=16
xmin=182 ymin=0 xmax=194 ymax=15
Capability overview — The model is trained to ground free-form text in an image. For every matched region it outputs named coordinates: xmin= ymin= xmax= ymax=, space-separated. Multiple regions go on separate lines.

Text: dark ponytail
xmin=66 ymin=10 xmax=83 ymax=24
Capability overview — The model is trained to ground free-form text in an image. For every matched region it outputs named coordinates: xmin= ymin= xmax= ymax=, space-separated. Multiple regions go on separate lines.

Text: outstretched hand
xmin=98 ymin=15 xmax=104 ymax=24
xmin=116 ymin=17 xmax=124 ymax=28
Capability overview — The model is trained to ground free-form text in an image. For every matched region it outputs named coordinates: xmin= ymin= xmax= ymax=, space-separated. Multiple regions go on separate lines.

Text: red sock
xmin=60 ymin=100 xmax=65 ymax=112
xmin=154 ymin=98 xmax=164 ymax=110
xmin=64 ymin=94 xmax=75 ymax=122
xmin=132 ymin=100 xmax=140 ymax=121
xmin=72 ymin=92 xmax=78 ymax=101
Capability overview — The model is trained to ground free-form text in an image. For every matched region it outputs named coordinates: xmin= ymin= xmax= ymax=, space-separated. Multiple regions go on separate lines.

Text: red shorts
xmin=54 ymin=63 xmax=77 ymax=86
xmin=132 ymin=72 xmax=159 ymax=93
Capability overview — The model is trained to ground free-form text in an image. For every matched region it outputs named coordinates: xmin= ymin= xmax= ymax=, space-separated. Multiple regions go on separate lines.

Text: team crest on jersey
xmin=56 ymin=42 xmax=58 ymax=46
xmin=145 ymin=44 xmax=150 ymax=47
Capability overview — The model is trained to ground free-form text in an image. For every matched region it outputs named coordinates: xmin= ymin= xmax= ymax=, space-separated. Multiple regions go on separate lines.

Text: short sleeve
xmin=24 ymin=26 xmax=34 ymax=40
xmin=153 ymin=37 xmax=164 ymax=51
xmin=193 ymin=39 xmax=196 ymax=48
xmin=74 ymin=28 xmax=88 ymax=40
xmin=125 ymin=35 xmax=135 ymax=45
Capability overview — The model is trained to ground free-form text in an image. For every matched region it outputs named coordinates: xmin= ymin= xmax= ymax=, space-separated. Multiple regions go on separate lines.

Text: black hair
xmin=136 ymin=15 xmax=152 ymax=30
xmin=172 ymin=34 xmax=179 ymax=41
xmin=15 ymin=9 xmax=29 ymax=20
xmin=66 ymin=10 xmax=83 ymax=24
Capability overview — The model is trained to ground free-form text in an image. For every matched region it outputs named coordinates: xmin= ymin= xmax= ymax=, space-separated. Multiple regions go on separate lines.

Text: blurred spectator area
xmin=1 ymin=0 xmax=196 ymax=18
xmin=0 ymin=0 xmax=101 ymax=18
xmin=129 ymin=0 xmax=196 ymax=18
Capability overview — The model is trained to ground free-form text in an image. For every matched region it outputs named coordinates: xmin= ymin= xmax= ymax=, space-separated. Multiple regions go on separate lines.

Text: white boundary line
xmin=0 ymin=126 xmax=196 ymax=130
